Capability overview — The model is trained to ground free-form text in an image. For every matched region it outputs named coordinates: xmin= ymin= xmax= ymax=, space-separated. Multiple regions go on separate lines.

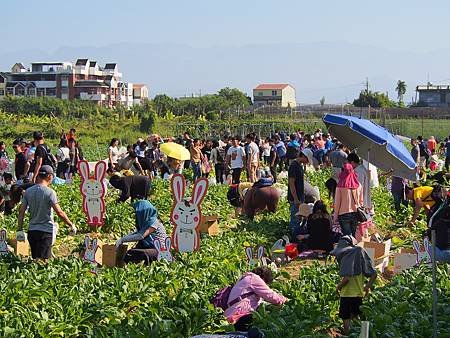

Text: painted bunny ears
xmin=84 ymin=236 xmax=98 ymax=250
xmin=413 ymin=238 xmax=431 ymax=254
xmin=78 ymin=160 xmax=106 ymax=181
xmin=246 ymin=246 xmax=264 ymax=261
xmin=0 ymin=229 xmax=6 ymax=242
xmin=171 ymin=174 xmax=208 ymax=206
xmin=154 ymin=237 xmax=172 ymax=251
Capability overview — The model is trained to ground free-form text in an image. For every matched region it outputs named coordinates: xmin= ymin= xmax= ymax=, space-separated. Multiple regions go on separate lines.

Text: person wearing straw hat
xmin=292 ymin=203 xmax=313 ymax=250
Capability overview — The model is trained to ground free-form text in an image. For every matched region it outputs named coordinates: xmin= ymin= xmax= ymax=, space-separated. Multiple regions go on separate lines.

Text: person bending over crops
xmin=331 ymin=236 xmax=377 ymax=335
xmin=405 ymin=185 xmax=436 ymax=226
xmin=306 ymin=200 xmax=335 ymax=253
xmin=115 ymin=199 xmax=168 ymax=265
xmin=333 ymin=163 xmax=363 ymax=236
xmin=224 ymin=266 xmax=287 ymax=332
xmin=17 ymin=165 xmax=77 ymax=261
xmin=108 ymin=171 xmax=150 ymax=202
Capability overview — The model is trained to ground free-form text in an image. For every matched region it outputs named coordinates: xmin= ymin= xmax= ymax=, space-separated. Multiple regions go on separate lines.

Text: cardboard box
xmin=393 ymin=252 xmax=417 ymax=274
xmin=102 ymin=244 xmax=128 ymax=267
xmin=358 ymin=239 xmax=391 ymax=272
xmin=11 ymin=239 xmax=29 ymax=256
xmin=199 ymin=215 xmax=219 ymax=236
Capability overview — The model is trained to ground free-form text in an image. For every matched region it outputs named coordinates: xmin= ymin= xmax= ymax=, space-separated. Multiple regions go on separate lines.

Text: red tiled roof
xmin=254 ymin=84 xmax=290 ymax=90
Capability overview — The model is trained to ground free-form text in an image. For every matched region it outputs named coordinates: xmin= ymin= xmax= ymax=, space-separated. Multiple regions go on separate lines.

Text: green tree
xmin=395 ymin=80 xmax=407 ymax=105
xmin=353 ymin=89 xmax=395 ymax=108
xmin=153 ymin=94 xmax=175 ymax=117
xmin=320 ymin=96 xmax=325 ymax=106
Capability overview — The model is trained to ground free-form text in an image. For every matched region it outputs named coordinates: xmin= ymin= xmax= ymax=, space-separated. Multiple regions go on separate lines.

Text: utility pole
xmin=365 ymin=77 xmax=369 ymax=93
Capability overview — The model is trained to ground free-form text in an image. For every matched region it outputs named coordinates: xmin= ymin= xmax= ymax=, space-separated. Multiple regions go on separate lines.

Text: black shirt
xmin=15 ymin=152 xmax=27 ymax=179
xmin=287 ymin=160 xmax=304 ymax=202
xmin=110 ymin=175 xmax=151 ymax=202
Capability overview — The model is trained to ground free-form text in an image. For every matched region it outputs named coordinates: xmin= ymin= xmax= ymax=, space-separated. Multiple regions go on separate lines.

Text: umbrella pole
xmin=432 ymin=229 xmax=438 ymax=338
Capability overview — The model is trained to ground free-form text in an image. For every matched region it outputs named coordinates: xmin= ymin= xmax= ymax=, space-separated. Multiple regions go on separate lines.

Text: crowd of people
xmin=1 ymin=127 xmax=450 ymax=336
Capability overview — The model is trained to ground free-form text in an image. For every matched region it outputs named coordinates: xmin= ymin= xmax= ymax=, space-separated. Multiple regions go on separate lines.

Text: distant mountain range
xmin=1 ymin=42 xmax=449 ymax=103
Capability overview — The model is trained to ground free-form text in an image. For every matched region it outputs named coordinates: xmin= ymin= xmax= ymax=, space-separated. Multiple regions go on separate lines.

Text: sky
xmin=3 ymin=0 xmax=450 ymax=102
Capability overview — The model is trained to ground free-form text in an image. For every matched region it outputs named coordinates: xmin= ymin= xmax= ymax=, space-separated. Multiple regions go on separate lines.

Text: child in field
xmin=331 ymin=236 xmax=377 ymax=335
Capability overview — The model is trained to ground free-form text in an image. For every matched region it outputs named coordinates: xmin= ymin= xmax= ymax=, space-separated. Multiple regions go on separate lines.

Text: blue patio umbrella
xmin=323 ymin=114 xmax=418 ymax=181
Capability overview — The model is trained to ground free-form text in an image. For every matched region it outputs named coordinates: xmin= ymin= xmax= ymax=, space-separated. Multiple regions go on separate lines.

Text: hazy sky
xmin=3 ymin=0 xmax=450 ymax=52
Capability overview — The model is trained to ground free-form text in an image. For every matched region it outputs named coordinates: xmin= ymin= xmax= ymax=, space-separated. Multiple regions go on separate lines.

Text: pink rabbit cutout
xmin=78 ymin=160 xmax=106 ymax=227
xmin=170 ymin=174 xmax=208 ymax=253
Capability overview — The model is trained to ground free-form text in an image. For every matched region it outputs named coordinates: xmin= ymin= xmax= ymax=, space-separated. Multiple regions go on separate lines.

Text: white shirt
xmin=56 ymin=147 xmax=70 ymax=162
xmin=227 ymin=146 xmax=245 ymax=169
xmin=109 ymin=146 xmax=119 ymax=163
xmin=248 ymin=142 xmax=259 ymax=164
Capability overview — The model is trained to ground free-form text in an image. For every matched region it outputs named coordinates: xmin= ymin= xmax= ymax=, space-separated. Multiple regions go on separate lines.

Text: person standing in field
xmin=246 ymin=134 xmax=260 ymax=183
xmin=108 ymin=138 xmax=120 ymax=171
xmin=226 ymin=136 xmax=246 ymax=184
xmin=332 ymin=236 xmax=377 ymax=335
xmin=287 ymin=148 xmax=313 ymax=234
xmin=17 ymin=165 xmax=76 ymax=261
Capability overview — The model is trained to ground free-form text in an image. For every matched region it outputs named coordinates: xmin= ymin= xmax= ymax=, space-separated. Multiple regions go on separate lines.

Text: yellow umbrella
xmin=160 ymin=142 xmax=191 ymax=161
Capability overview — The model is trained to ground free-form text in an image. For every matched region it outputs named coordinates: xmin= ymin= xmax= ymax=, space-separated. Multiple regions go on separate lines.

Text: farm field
xmin=0 ymin=169 xmax=448 ymax=337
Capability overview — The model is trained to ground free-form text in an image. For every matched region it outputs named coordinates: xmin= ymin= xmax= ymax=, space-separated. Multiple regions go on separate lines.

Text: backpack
xmin=216 ymin=147 xmax=225 ymax=163
xmin=276 ymin=143 xmax=287 ymax=158
xmin=210 ymin=284 xmax=254 ymax=311
xmin=36 ymin=145 xmax=57 ymax=170
xmin=227 ymin=185 xmax=242 ymax=207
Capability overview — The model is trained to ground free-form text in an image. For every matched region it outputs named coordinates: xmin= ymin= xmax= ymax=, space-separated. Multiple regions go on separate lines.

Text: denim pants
xmin=338 ymin=212 xmax=358 ymax=236
xmin=289 ymin=202 xmax=299 ymax=235
xmin=435 ymin=247 xmax=450 ymax=262
xmin=192 ymin=161 xmax=201 ymax=181
xmin=392 ymin=191 xmax=408 ymax=211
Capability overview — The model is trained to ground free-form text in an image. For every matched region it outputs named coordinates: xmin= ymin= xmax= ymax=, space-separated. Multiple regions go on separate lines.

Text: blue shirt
xmin=446 ymin=141 xmax=450 ymax=157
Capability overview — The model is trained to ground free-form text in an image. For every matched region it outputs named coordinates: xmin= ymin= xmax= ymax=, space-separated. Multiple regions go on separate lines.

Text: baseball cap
xmin=38 ymin=165 xmax=54 ymax=176
xmin=301 ymin=148 xmax=314 ymax=164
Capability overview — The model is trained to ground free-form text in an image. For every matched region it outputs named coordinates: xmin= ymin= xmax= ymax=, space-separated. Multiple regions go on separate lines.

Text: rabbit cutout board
xmin=246 ymin=246 xmax=267 ymax=268
xmin=83 ymin=236 xmax=100 ymax=267
xmin=154 ymin=237 xmax=173 ymax=262
xmin=78 ymin=160 xmax=107 ymax=227
xmin=170 ymin=174 xmax=208 ymax=253
xmin=412 ymin=238 xmax=432 ymax=265
xmin=0 ymin=229 xmax=9 ymax=256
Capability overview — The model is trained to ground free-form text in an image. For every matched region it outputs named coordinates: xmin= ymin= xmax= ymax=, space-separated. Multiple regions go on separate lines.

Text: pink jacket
xmin=223 ymin=272 xmax=287 ymax=324
xmin=334 ymin=185 xmax=363 ymax=220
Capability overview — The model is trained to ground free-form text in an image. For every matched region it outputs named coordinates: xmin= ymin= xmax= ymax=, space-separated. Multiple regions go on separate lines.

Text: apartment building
xmin=0 ymin=59 xmax=148 ymax=107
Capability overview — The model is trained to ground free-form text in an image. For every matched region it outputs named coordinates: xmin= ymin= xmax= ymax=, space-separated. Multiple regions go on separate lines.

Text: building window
xmin=6 ymin=88 xmax=14 ymax=95
xmin=0 ymin=89 xmax=4 ymax=96
xmin=16 ymin=87 xmax=25 ymax=96
xmin=37 ymin=88 xmax=45 ymax=96
xmin=258 ymin=92 xmax=263 ymax=96
xmin=46 ymin=88 xmax=56 ymax=96
xmin=27 ymin=88 xmax=36 ymax=96
xmin=272 ymin=90 xmax=277 ymax=96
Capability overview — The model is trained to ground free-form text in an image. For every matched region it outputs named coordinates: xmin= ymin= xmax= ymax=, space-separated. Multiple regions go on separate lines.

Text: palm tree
xmin=396 ymin=80 xmax=407 ymax=104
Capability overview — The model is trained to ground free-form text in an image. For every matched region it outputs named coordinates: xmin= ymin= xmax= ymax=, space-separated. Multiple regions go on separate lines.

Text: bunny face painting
xmin=170 ymin=174 xmax=208 ymax=253
xmin=412 ymin=238 xmax=432 ymax=265
xmin=78 ymin=160 xmax=107 ymax=227
xmin=83 ymin=236 xmax=99 ymax=265
xmin=154 ymin=237 xmax=173 ymax=262
xmin=0 ymin=229 xmax=9 ymax=256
